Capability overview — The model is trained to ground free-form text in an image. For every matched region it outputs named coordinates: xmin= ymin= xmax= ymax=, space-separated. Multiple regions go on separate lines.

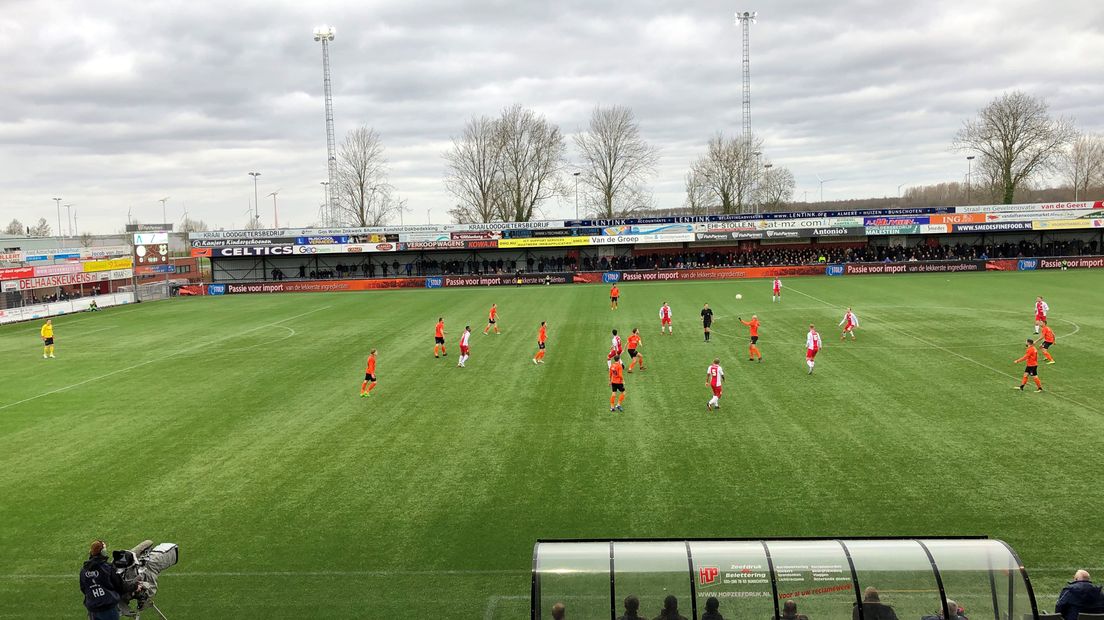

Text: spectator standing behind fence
xmin=779 ymin=599 xmax=808 ymax=620
xmin=1056 ymin=570 xmax=1104 ymax=620
xmin=853 ymin=587 xmax=899 ymax=620
xmin=653 ymin=594 xmax=688 ymax=620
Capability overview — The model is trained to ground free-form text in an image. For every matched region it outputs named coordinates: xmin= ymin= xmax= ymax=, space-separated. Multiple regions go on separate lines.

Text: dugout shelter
xmin=532 ymin=538 xmax=1039 ymax=620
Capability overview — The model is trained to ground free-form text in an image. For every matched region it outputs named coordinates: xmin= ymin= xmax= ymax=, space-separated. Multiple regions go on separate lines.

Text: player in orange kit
xmin=533 ymin=321 xmax=548 ymax=364
xmin=608 ymin=355 xmax=626 ymax=412
xmin=739 ymin=315 xmax=762 ymax=363
xmin=610 ymin=284 xmax=620 ymax=310
xmin=1040 ymin=322 xmax=1056 ymax=364
xmin=626 ymin=328 xmax=646 ymax=372
xmin=1014 ymin=339 xmax=1043 ymax=392
xmin=434 ymin=317 xmax=447 ymax=358
xmin=482 ymin=303 xmax=500 ymax=335
xmin=360 ymin=349 xmax=378 ymax=397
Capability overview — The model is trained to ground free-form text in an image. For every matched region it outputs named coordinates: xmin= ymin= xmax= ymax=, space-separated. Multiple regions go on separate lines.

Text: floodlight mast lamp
xmin=314 ymin=25 xmax=338 ymax=227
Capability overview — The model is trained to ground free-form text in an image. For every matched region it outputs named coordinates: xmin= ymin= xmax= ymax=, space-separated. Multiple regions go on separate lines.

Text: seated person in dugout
xmin=619 ymin=595 xmax=646 ymax=620
xmin=1056 ymin=570 xmax=1104 ymax=620
xmin=921 ymin=599 xmax=967 ymax=620
xmin=653 ymin=594 xmax=688 ymax=620
xmin=700 ymin=596 xmax=725 ymax=620
xmin=854 ymin=586 xmax=899 ymax=620
xmin=780 ymin=599 xmax=809 ymax=620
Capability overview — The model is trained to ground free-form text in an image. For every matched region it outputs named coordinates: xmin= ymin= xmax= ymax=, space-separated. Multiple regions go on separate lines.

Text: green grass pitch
xmin=2 ymin=270 xmax=1103 ymax=618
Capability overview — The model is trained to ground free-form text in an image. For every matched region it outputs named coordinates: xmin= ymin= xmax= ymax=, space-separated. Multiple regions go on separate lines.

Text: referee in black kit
xmin=701 ymin=303 xmax=714 ymax=342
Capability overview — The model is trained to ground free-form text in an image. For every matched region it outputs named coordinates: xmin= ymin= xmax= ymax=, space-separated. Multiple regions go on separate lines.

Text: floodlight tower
xmin=735 ymin=11 xmax=756 ymax=141
xmin=314 ymin=26 xmax=338 ymax=227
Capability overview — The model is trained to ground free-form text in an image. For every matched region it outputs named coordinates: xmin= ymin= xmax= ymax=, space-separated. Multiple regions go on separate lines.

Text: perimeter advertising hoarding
xmin=695 ymin=231 xmax=764 ymax=241
xmin=35 ymin=263 xmax=83 ymax=277
xmin=844 ymin=260 xmax=985 ymax=275
xmin=1032 ymin=219 xmax=1099 ymax=230
xmin=81 ymin=257 xmax=133 ymax=272
xmin=0 ymin=266 xmax=34 ymax=281
xmin=399 ymin=239 xmax=500 ymax=250
xmin=12 ymin=269 xmax=133 ymax=291
xmin=591 ymin=264 xmax=826 ymax=283
xmin=209 ymin=246 xmax=296 ymax=257
xmin=221 ymin=278 xmax=424 ymax=294
xmin=191 ymin=237 xmax=298 ymax=248
xmin=498 ymin=237 xmax=591 ymax=249
xmin=589 ymin=233 xmax=696 ymax=245
xmin=440 ymin=273 xmax=574 ymax=286
xmin=864 ymin=225 xmax=922 ymax=235
xmin=955 ymin=200 xmax=1103 ymax=214
xmin=1039 ymin=256 xmax=1104 ymax=269
xmin=952 ymin=221 xmax=1034 ymax=232
xmin=0 ymin=251 xmax=23 ymax=262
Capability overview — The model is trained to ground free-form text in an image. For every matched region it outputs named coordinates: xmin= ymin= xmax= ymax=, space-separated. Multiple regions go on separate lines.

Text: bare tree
xmin=444 ymin=116 xmax=504 ymax=224
xmin=689 ymin=133 xmax=763 ymax=214
xmin=335 ymin=126 xmax=399 ymax=226
xmin=4 ymin=219 xmax=24 ymax=235
xmin=684 ymin=170 xmax=712 ymax=215
xmin=78 ymin=232 xmax=94 ymax=247
xmin=29 ymin=218 xmax=51 ymax=236
xmin=756 ymin=164 xmax=796 ymax=211
xmin=1060 ymin=133 xmax=1104 ymax=201
xmin=495 ymin=104 xmax=566 ymax=222
xmin=574 ymin=105 xmax=659 ymax=218
xmin=954 ymin=91 xmax=1076 ymax=204
xmin=180 ymin=217 xmax=210 ymax=233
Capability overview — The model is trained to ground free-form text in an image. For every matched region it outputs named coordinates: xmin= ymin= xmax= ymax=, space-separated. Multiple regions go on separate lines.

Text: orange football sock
xmin=1034 ymin=377 xmax=1042 ymax=388
xmin=434 ymin=345 xmax=439 ymax=356
xmin=618 ymin=393 xmax=625 ymax=405
xmin=610 ymin=394 xmax=616 ymax=406
xmin=1021 ymin=376 xmax=1028 ymax=386
xmin=360 ymin=381 xmax=367 ymax=393
xmin=1043 ymin=350 xmax=1054 ymax=361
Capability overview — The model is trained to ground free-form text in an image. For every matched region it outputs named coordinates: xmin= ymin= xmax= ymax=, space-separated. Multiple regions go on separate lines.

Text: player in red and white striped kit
xmin=806 ymin=324 xmax=822 ymax=374
xmin=457 ymin=326 xmax=472 ymax=368
xmin=839 ymin=308 xmax=859 ymax=340
xmin=1034 ymin=296 xmax=1049 ymax=334
xmin=706 ymin=358 xmax=724 ymax=411
xmin=659 ymin=302 xmax=673 ymax=334
xmin=607 ymin=329 xmax=624 ymax=368
xmin=772 ymin=278 xmax=782 ymax=303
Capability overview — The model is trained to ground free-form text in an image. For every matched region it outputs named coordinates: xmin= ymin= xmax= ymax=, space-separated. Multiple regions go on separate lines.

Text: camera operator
xmin=79 ymin=540 xmax=135 ymax=620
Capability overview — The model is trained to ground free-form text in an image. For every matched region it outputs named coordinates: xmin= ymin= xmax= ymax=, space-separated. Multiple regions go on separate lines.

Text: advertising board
xmin=498 ymin=237 xmax=591 ymax=249
xmin=220 ymin=278 xmax=424 ymax=294
xmin=952 ymin=221 xmax=1034 ymax=233
xmin=844 ymin=260 xmax=985 ymax=275
xmin=1032 ymin=219 xmax=1096 ymax=230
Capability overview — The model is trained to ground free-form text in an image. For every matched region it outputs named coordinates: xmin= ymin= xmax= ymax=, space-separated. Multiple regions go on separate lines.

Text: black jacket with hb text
xmin=1056 ymin=579 xmax=1104 ymax=620
xmin=79 ymin=556 xmax=124 ymax=611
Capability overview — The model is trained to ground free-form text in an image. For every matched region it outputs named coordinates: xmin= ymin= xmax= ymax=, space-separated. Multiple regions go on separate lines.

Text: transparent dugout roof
xmin=532 ymin=538 xmax=1038 ymax=620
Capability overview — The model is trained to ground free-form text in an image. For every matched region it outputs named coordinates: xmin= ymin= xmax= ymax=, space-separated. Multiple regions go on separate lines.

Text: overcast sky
xmin=1 ymin=0 xmax=1101 ymax=234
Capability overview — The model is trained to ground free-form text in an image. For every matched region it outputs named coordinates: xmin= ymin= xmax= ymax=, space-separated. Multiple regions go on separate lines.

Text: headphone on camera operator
xmin=79 ymin=540 xmax=139 ymax=620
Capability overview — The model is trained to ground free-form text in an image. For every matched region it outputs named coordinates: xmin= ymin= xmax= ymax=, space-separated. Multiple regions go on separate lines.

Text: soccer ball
xmin=735 ymin=294 xmax=743 ymax=300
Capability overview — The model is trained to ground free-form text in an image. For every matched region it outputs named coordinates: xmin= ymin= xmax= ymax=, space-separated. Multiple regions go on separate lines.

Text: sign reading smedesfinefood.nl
xmin=952 ymin=221 xmax=1034 ymax=233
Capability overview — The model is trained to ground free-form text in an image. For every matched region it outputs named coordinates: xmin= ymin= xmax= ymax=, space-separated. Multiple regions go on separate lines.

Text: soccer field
xmin=3 ymin=270 xmax=1104 ymax=619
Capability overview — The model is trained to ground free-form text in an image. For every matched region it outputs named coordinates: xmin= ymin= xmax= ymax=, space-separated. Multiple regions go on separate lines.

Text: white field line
xmin=0 ymin=306 xmax=330 ymax=412
xmin=784 ymin=286 xmax=1101 ymax=414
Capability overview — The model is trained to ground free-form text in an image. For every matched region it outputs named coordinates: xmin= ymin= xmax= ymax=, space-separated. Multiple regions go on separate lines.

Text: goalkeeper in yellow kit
xmin=41 ymin=319 xmax=55 ymax=359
